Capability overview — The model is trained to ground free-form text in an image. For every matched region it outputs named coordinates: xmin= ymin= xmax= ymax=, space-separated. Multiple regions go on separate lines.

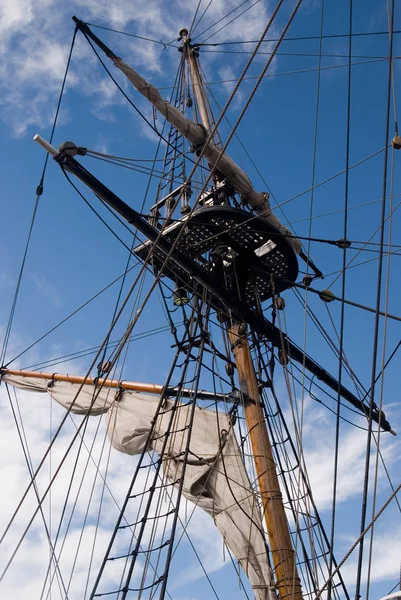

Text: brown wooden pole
xmin=228 ymin=323 xmax=303 ymax=600
xmin=181 ymin=30 xmax=213 ymax=136
xmin=0 ymin=368 xmax=218 ymax=401
xmin=1 ymin=368 xmax=165 ymax=392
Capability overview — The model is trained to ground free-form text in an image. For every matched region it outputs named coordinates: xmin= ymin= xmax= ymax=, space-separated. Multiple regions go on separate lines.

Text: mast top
xmin=178 ymin=27 xmax=189 ymax=39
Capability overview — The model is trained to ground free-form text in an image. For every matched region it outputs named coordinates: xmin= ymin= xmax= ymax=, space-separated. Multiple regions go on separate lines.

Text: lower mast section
xmin=228 ymin=322 xmax=303 ymax=600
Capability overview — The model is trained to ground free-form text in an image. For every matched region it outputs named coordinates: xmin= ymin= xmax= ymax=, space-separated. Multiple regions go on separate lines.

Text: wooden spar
xmin=228 ymin=324 xmax=302 ymax=600
xmin=2 ymin=368 xmax=165 ymax=392
xmin=0 ymin=368 xmax=223 ymax=401
xmin=181 ymin=29 xmax=213 ymax=135
xmin=182 ymin=32 xmax=303 ymax=600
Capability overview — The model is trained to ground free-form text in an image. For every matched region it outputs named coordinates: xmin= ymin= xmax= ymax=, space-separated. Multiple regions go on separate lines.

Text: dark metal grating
xmin=135 ymin=206 xmax=298 ymax=307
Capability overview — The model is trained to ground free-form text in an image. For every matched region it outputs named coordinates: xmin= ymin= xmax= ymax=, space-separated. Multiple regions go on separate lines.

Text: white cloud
xmin=0 ymin=0 xmax=272 ymax=136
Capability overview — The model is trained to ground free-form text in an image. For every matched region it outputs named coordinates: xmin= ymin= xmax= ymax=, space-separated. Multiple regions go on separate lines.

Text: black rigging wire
xmin=85 ymin=22 xmax=176 ymax=47
xmin=61 ymin=169 xmax=136 ymax=250
xmin=192 ymin=0 xmax=215 ymax=37
xmin=194 ymin=0 xmax=260 ymax=43
xmin=5 ymin=385 xmax=68 ymax=598
xmin=201 ymin=49 xmax=392 ymax=59
xmin=156 ymin=57 xmax=398 ymax=91
xmin=199 ymin=29 xmax=401 ymax=46
xmin=354 ymin=1 xmax=396 ymax=595
xmin=189 ymin=0 xmax=203 ymax=35
xmin=0 ymin=27 xmax=77 ymax=367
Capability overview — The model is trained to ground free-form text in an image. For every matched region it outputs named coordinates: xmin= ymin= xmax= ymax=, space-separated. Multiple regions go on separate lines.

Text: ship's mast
xmin=180 ymin=30 xmax=303 ymax=600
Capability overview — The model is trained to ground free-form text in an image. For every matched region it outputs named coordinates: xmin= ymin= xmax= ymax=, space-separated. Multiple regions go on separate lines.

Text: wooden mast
xmin=181 ymin=30 xmax=303 ymax=600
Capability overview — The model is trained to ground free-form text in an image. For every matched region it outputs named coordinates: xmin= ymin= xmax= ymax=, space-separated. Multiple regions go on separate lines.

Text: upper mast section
xmin=178 ymin=28 xmax=214 ymax=136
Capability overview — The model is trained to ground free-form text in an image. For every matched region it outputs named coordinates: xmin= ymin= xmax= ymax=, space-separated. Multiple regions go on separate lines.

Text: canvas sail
xmin=3 ymin=372 xmax=276 ymax=600
xmin=113 ymin=57 xmax=301 ymax=255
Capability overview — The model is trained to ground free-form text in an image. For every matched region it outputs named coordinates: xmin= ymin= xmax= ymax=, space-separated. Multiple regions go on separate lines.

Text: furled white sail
xmin=3 ymin=373 xmax=276 ymax=600
xmin=113 ymin=58 xmax=301 ymax=255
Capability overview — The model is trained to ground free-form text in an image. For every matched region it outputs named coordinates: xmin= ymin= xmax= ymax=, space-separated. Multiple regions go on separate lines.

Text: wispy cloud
xmin=0 ymin=0 xmax=272 ymax=136
xmin=30 ymin=272 xmax=63 ymax=307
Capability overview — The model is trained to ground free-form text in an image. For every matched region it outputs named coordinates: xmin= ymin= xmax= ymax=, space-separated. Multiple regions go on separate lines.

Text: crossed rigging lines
xmin=1 ymin=0 xmax=401 ymax=598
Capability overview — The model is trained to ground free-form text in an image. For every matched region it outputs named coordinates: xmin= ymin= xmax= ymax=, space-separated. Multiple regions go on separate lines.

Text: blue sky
xmin=0 ymin=0 xmax=401 ymax=599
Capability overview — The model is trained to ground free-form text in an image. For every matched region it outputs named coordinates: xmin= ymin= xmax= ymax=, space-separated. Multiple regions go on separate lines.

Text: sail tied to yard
xmin=113 ymin=57 xmax=301 ymax=255
xmin=3 ymin=372 xmax=276 ymax=600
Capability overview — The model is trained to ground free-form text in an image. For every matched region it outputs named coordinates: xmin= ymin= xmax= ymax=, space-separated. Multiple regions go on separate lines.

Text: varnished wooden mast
xmin=181 ymin=30 xmax=303 ymax=600
xmin=0 ymin=368 xmax=221 ymax=401
xmin=228 ymin=324 xmax=302 ymax=600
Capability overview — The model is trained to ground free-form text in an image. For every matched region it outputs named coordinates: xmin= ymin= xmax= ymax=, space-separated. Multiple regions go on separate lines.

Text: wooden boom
xmin=0 ymin=368 xmax=224 ymax=401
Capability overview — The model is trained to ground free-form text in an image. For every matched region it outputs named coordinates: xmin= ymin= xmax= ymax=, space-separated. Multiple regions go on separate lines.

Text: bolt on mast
xmin=179 ymin=28 xmax=303 ymax=600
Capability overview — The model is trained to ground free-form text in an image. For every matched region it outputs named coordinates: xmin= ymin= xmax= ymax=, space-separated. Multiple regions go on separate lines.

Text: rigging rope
xmin=0 ymin=28 xmax=77 ymax=367
xmin=196 ymin=0 xmax=261 ymax=44
xmin=354 ymin=1 xmax=396 ymax=595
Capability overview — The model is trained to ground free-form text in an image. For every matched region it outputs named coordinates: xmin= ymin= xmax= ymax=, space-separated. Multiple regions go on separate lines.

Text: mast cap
xmin=178 ymin=27 xmax=189 ymax=39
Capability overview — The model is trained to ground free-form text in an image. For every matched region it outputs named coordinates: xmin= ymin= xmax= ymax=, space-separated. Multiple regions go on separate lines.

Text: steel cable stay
xmin=367 ymin=15 xmax=399 ymax=590
xmin=191 ymin=0 xmax=215 ymax=36
xmin=287 ymin=284 xmax=400 ymax=431
xmin=82 ymin=24 xmax=401 ymax=48
xmin=191 ymin=0 xmax=257 ymax=42
xmin=41 ymin=272 xmax=152 ymax=598
xmin=315 ymin=478 xmax=401 ymax=599
xmin=199 ymin=29 xmax=401 ymax=46
xmin=19 ymin=324 xmax=179 ymax=373
xmin=188 ymin=0 xmax=203 ymax=37
xmin=200 ymin=49 xmax=396 ymax=59
xmin=289 ymin=192 xmax=401 ymax=225
xmin=4 ymin=260 xmax=145 ymax=368
xmin=326 ymin=195 xmax=401 ymax=289
xmin=84 ymin=22 xmax=177 ymax=47
xmin=366 ymin=149 xmax=396 ymax=600
xmin=299 ymin=2 xmax=324 ymax=584
xmin=254 ymin=334 xmax=367 ymax=425
xmin=0 ymin=28 xmax=77 ymax=368
xmin=291 ymin=287 xmax=368 ymax=397
xmin=4 ymin=385 xmax=68 ymax=599
xmin=154 ymin=57 xmax=401 ymax=91
xmin=3 ymin=274 xmax=148 ymax=596
xmin=44 ymin=393 xmax=115 ymax=600
xmin=196 ymin=0 xmax=261 ymax=45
